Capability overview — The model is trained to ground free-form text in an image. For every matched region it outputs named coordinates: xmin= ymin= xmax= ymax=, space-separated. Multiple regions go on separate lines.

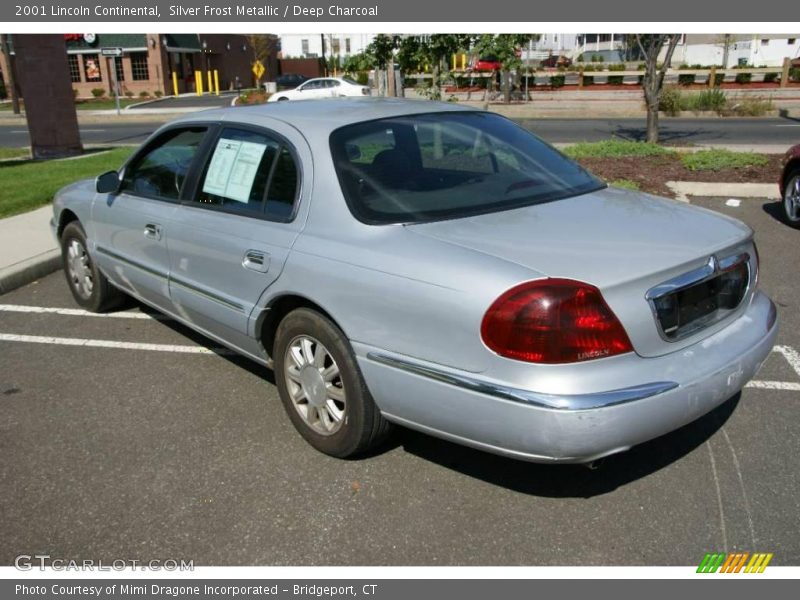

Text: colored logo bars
xmin=697 ymin=552 xmax=774 ymax=573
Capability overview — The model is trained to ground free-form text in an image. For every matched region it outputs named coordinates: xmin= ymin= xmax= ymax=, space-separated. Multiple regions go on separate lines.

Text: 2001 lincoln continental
xmin=52 ymin=99 xmax=778 ymax=463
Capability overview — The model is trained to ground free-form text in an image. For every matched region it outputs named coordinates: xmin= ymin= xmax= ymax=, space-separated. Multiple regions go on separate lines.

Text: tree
xmin=474 ymin=34 xmax=536 ymax=103
xmin=365 ymin=34 xmax=397 ymax=96
xmin=412 ymin=34 xmax=474 ymax=100
xmin=636 ymin=34 xmax=681 ymax=143
xmin=247 ymin=34 xmax=277 ymax=87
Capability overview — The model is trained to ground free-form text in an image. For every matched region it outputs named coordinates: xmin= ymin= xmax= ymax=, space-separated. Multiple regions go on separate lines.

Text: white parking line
xmin=745 ymin=380 xmax=800 ymax=391
xmin=0 ymin=333 xmax=234 ymax=355
xmin=0 ymin=304 xmax=167 ymax=320
xmin=0 ymin=304 xmax=799 ymax=392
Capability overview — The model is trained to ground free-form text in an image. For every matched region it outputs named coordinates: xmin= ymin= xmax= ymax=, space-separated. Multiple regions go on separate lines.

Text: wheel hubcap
xmin=786 ymin=176 xmax=800 ymax=222
xmin=66 ymin=239 xmax=93 ymax=299
xmin=284 ymin=335 xmax=346 ymax=435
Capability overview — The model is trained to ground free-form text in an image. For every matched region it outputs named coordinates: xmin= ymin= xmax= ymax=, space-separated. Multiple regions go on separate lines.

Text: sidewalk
xmin=0 ymin=206 xmax=60 ymax=294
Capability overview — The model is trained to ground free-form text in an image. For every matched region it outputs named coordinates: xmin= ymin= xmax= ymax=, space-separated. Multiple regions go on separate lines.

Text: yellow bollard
xmin=214 ymin=70 xmax=220 ymax=95
xmin=452 ymin=54 xmax=456 ymax=71
xmin=172 ymin=71 xmax=178 ymax=96
xmin=207 ymin=70 xmax=212 ymax=95
xmin=195 ymin=70 xmax=203 ymax=95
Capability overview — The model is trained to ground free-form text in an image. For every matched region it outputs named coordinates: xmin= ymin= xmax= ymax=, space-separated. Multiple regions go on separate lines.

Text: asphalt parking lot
xmin=0 ymin=196 xmax=798 ymax=566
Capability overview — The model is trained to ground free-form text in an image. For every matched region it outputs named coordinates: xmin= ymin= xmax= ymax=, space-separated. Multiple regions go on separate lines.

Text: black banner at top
xmin=2 ymin=0 xmax=794 ymax=22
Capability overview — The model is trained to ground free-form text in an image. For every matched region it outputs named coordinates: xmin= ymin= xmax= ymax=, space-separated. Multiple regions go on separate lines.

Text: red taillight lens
xmin=481 ymin=279 xmax=634 ymax=364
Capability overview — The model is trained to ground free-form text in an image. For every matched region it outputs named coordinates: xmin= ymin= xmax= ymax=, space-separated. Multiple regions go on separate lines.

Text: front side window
xmin=121 ymin=128 xmax=207 ymax=200
xmin=330 ymin=112 xmax=604 ymax=224
xmin=194 ymin=128 xmax=299 ymax=220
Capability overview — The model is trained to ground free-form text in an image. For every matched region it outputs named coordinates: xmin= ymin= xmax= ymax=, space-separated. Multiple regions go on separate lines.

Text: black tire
xmin=277 ymin=97 xmax=289 ymax=101
xmin=60 ymin=221 xmax=124 ymax=312
xmin=782 ymin=168 xmax=800 ymax=229
xmin=274 ymin=308 xmax=392 ymax=458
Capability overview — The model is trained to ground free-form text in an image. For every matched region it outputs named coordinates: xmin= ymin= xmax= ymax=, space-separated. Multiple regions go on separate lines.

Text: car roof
xmin=173 ymin=98 xmax=477 ymax=135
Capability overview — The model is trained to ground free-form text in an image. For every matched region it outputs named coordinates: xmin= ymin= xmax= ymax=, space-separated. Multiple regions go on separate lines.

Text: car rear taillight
xmin=481 ymin=279 xmax=633 ymax=364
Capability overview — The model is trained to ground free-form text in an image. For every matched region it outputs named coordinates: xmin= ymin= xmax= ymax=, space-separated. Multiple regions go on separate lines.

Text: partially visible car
xmin=780 ymin=143 xmax=800 ymax=228
xmin=274 ymin=73 xmax=309 ymax=90
xmin=471 ymin=56 xmax=503 ymax=72
xmin=267 ymin=77 xmax=370 ymax=102
xmin=540 ymin=55 xmax=572 ymax=68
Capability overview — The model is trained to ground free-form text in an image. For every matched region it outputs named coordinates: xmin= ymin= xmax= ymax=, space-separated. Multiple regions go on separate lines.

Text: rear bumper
xmin=356 ymin=290 xmax=778 ymax=463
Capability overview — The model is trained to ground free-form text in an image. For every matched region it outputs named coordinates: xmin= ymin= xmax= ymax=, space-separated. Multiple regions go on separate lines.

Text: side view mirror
xmin=96 ymin=170 xmax=121 ymax=194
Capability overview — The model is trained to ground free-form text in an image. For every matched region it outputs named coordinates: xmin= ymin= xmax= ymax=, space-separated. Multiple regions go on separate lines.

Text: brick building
xmin=1 ymin=33 xmax=278 ymax=99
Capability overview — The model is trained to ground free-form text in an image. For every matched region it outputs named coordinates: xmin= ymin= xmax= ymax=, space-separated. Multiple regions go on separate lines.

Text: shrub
xmin=789 ymin=68 xmax=800 ymax=82
xmin=659 ymin=85 xmax=683 ymax=116
xmin=678 ymin=74 xmax=696 ymax=85
xmin=681 ymin=149 xmax=768 ymax=171
xmin=0 ymin=79 xmax=6 ymax=100
xmin=608 ymin=63 xmax=626 ymax=71
xmin=356 ymin=71 xmax=369 ymax=86
xmin=735 ymin=72 xmax=752 ymax=84
xmin=582 ymin=75 xmax=594 ymax=86
xmin=124 ymin=90 xmax=134 ymax=98
xmin=154 ymin=90 xmax=163 ymax=97
xmin=608 ymin=75 xmax=624 ymax=85
xmin=139 ymin=91 xmax=149 ymax=98
xmin=763 ymin=72 xmax=779 ymax=83
xmin=549 ymin=75 xmax=565 ymax=88
xmin=563 ymin=140 xmax=674 ymax=159
xmin=90 ymin=88 xmax=105 ymax=98
xmin=723 ymin=96 xmax=773 ymax=116
xmin=72 ymin=88 xmax=78 ymax=98
xmin=576 ymin=54 xmax=584 ymax=63
xmin=682 ymin=88 xmax=727 ymax=113
xmin=714 ymin=73 xmax=725 ymax=86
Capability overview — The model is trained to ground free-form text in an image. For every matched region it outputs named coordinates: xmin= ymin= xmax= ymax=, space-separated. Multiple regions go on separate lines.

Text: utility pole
xmin=0 ymin=34 xmax=21 ymax=114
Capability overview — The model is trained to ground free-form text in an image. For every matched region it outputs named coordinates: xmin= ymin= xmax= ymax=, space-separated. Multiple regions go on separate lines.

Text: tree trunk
xmin=645 ymin=103 xmax=659 ymax=143
xmin=13 ymin=34 xmax=82 ymax=158
xmin=0 ymin=34 xmax=20 ymax=114
xmin=502 ymin=70 xmax=511 ymax=104
xmin=431 ymin=63 xmax=440 ymax=100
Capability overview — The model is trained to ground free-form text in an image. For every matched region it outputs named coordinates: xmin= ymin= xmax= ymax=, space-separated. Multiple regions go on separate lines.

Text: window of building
xmin=789 ymin=38 xmax=796 ymax=45
xmin=761 ymin=39 xmax=769 ymax=46
xmin=67 ymin=54 xmax=81 ymax=82
xmin=83 ymin=54 xmax=101 ymax=82
xmin=332 ymin=38 xmax=341 ymax=54
xmin=130 ymin=52 xmax=149 ymax=81
xmin=301 ymin=39 xmax=309 ymax=55
xmin=345 ymin=38 xmax=351 ymax=53
xmin=114 ymin=57 xmax=124 ymax=82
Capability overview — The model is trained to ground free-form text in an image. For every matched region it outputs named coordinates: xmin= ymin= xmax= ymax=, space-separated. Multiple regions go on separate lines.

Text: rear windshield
xmin=329 ymin=111 xmax=604 ymax=224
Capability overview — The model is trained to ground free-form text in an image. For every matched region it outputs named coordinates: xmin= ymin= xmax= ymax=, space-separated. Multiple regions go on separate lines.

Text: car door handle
xmin=143 ymin=224 xmax=162 ymax=241
xmin=242 ymin=250 xmax=270 ymax=273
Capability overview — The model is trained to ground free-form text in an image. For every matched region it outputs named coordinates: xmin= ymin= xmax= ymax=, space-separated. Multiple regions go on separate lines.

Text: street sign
xmin=252 ymin=60 xmax=265 ymax=80
xmin=101 ymin=47 xmax=123 ymax=57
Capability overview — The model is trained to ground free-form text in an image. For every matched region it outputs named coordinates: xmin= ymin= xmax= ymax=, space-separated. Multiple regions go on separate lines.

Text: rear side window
xmin=193 ymin=128 xmax=299 ymax=221
xmin=121 ymin=127 xmax=207 ymax=200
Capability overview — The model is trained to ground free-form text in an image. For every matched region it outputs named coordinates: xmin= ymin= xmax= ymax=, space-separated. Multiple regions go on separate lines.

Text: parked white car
xmin=267 ymin=77 xmax=371 ymax=102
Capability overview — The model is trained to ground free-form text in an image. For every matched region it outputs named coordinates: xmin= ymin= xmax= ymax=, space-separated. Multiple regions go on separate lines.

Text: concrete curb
xmin=666 ymin=181 xmax=781 ymax=202
xmin=0 ymin=249 xmax=61 ymax=295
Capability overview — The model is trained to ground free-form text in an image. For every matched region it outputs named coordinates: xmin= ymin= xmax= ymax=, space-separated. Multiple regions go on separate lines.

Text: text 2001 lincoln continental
xmin=52 ymin=99 xmax=778 ymax=463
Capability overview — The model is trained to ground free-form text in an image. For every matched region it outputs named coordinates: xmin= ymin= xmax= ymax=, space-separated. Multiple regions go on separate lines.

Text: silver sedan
xmin=51 ymin=99 xmax=778 ymax=463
